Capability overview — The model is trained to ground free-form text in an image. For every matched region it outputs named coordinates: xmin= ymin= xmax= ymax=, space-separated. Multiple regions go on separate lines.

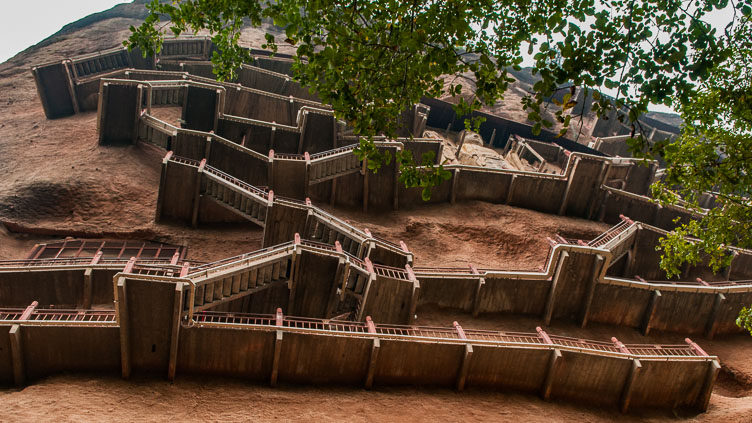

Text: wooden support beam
xmin=724 ymin=252 xmax=738 ymax=281
xmin=407 ymin=264 xmax=420 ymax=324
xmin=357 ymin=260 xmax=376 ymax=322
xmin=586 ymin=161 xmax=610 ymax=218
xmin=329 ymin=177 xmax=338 ymax=207
xmin=167 ymin=283 xmax=184 ymax=382
xmin=641 ymin=289 xmax=661 ymax=336
xmin=537 ymin=327 xmax=561 ymax=401
xmin=364 ymin=316 xmax=380 ymax=389
xmin=191 ymin=159 xmax=206 ymax=228
xmin=83 ymin=268 xmax=93 ymax=309
xmin=267 ymin=150 xmax=275 ymax=189
xmin=544 ymin=251 xmax=569 ymax=325
xmin=205 ymin=136 xmax=213 ymax=161
xmin=393 ymin=148 xmax=400 ymax=211
xmin=304 ymin=152 xmax=311 ymax=199
xmin=116 ymin=277 xmax=131 ymax=379
xmin=558 ymin=158 xmax=579 ymax=215
xmin=705 ymin=293 xmax=726 ymax=340
xmin=505 ymin=175 xmax=517 ymax=204
xmin=296 ymin=113 xmax=306 ymax=153
xmin=456 ymin=131 xmax=467 ymax=158
xmin=652 ymin=204 xmax=663 ymax=228
xmin=456 ymin=344 xmax=473 ymax=392
xmin=488 ymin=128 xmax=496 ymax=147
xmin=697 ymin=359 xmax=721 ymax=412
xmin=154 ymin=151 xmax=173 ymax=223
xmin=326 ymin=256 xmax=346 ymax=317
xmin=595 ymin=190 xmax=611 ymax=221
xmin=620 ymin=358 xmax=642 ymax=413
xmin=469 ymin=265 xmax=485 ymax=317
xmin=580 ymin=254 xmax=604 ymax=327
xmin=9 ymin=325 xmax=25 ymax=386
xmin=450 ymin=169 xmax=460 ymax=204
xmin=270 ymin=330 xmax=283 ymax=387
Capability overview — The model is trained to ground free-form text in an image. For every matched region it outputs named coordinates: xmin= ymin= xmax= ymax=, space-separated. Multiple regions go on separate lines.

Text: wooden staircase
xmin=187 ymin=247 xmax=294 ymax=312
xmin=308 ymin=147 xmax=361 ymax=184
xmin=202 ymin=166 xmax=270 ymax=227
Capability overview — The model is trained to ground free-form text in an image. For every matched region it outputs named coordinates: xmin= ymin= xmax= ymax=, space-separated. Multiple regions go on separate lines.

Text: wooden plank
xmin=167 ymin=283 xmax=184 ymax=381
xmin=9 ymin=325 xmax=25 ymax=386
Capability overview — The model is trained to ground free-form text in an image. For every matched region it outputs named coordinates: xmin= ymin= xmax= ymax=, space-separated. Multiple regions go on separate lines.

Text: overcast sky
xmin=0 ymin=0 xmax=127 ymax=63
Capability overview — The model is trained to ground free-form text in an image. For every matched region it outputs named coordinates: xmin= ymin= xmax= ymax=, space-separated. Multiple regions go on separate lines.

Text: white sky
xmin=0 ymin=1 xmax=127 ymax=63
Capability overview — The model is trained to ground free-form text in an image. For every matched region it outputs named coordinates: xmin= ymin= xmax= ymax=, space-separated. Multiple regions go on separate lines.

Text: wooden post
xmin=357 ymin=259 xmax=376 ymax=321
xmin=705 ymin=293 xmax=726 ymax=339
xmin=580 ymin=254 xmax=604 ymax=327
xmin=83 ymin=268 xmax=93 ymax=309
xmin=167 ymin=283 xmax=184 ymax=382
xmin=544 ymin=251 xmax=569 ymax=325
xmin=641 ymin=289 xmax=661 ymax=336
xmin=450 ymin=169 xmax=460 ymax=204
xmin=304 ymin=152 xmax=311 ymax=199
xmin=191 ymin=158 xmax=206 ymax=228
xmin=364 ymin=316 xmax=380 ymax=389
xmin=537 ymin=327 xmax=561 ymax=401
xmin=270 ymin=330 xmax=283 ymax=387
xmin=407 ymin=264 xmax=420 ymax=324
xmin=155 ymin=151 xmax=173 ymax=223
xmin=697 ymin=360 xmax=721 ymax=412
xmin=505 ymin=175 xmax=517 ymax=205
xmin=723 ymin=251 xmax=738 ymax=281
xmin=9 ymin=325 xmax=25 ymax=386
xmin=620 ymin=358 xmax=642 ymax=413
xmin=488 ymin=128 xmax=496 ymax=147
xmin=454 ymin=322 xmax=473 ymax=391
xmin=456 ymin=130 xmax=467 ymax=158
xmin=116 ymin=277 xmax=131 ymax=379
xmin=470 ymin=265 xmax=485 ymax=317
xmin=558 ymin=158 xmax=579 ymax=215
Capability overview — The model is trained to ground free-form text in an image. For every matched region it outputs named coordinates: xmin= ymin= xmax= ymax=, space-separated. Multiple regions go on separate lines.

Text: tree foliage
xmin=648 ymin=18 xmax=752 ymax=334
xmin=127 ymin=0 xmax=743 ymax=193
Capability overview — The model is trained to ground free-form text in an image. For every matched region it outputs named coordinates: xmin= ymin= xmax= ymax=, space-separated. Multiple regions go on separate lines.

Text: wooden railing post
xmin=364 ymin=316 xmax=380 ymax=389
xmin=537 ymin=326 xmax=561 ymax=401
xmin=271 ymin=307 xmax=284 ymax=387
xmin=454 ymin=321 xmax=473 ymax=391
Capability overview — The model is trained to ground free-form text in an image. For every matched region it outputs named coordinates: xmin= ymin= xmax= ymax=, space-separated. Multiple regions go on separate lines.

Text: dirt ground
xmin=0 ymin=11 xmax=750 ymax=422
